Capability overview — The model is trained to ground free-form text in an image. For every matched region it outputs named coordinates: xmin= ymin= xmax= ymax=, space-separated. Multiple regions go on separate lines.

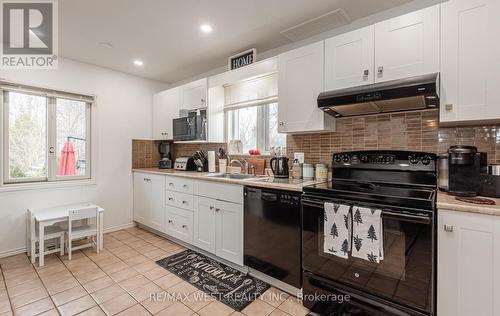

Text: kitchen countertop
xmin=437 ymin=191 xmax=500 ymax=216
xmin=132 ymin=168 xmax=324 ymax=192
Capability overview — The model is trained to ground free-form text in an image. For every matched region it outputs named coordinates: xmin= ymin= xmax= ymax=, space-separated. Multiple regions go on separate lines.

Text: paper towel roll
xmin=208 ymin=151 xmax=216 ymax=173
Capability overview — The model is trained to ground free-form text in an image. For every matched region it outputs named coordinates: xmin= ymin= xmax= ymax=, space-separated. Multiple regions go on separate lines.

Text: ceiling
xmin=59 ymin=0 xmax=412 ymax=83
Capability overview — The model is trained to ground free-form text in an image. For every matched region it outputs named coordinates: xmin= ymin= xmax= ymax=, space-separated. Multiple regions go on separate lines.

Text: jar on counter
xmin=315 ymin=164 xmax=328 ymax=181
xmin=303 ymin=163 xmax=315 ymax=180
xmin=292 ymin=160 xmax=302 ymax=179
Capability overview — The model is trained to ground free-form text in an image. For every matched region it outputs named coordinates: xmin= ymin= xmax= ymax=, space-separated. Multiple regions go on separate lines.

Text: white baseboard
xmin=0 ymin=246 xmax=27 ymax=259
xmin=0 ymin=222 xmax=137 ymax=259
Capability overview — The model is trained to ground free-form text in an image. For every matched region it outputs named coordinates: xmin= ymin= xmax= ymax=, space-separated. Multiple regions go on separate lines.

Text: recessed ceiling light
xmin=98 ymin=42 xmax=113 ymax=48
xmin=200 ymin=24 xmax=213 ymax=33
xmin=133 ymin=59 xmax=144 ymax=66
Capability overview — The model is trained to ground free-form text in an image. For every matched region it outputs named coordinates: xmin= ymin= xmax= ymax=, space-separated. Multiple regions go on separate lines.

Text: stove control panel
xmin=332 ymin=151 xmax=436 ymax=171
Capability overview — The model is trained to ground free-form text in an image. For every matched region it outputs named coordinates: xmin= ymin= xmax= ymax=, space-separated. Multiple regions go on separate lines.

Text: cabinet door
xmin=181 ymin=79 xmax=207 ymax=110
xmin=438 ymin=209 xmax=500 ymax=316
xmin=325 ymin=26 xmax=375 ymax=90
xmin=215 ymin=200 xmax=243 ymax=266
xmin=278 ymin=41 xmax=332 ymax=133
xmin=440 ymin=0 xmax=500 ymax=123
xmin=374 ymin=5 xmax=439 ymax=83
xmin=153 ymin=88 xmax=179 ymax=140
xmin=148 ymin=174 xmax=165 ymax=232
xmin=165 ymin=206 xmax=194 ymax=244
xmin=193 ymin=196 xmax=217 ymax=254
xmin=133 ymin=173 xmax=149 ymax=225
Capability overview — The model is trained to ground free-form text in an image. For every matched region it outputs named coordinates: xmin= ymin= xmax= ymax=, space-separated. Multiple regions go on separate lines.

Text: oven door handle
xmin=302 ymin=199 xmax=432 ymax=224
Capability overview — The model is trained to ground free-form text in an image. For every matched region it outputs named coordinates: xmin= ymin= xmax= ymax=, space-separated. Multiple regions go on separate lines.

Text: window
xmin=1 ymin=83 xmax=93 ymax=185
xmin=225 ymin=74 xmax=286 ymax=153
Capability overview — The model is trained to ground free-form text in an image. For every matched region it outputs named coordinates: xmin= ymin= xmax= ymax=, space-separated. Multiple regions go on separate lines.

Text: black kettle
xmin=270 ymin=156 xmax=289 ymax=178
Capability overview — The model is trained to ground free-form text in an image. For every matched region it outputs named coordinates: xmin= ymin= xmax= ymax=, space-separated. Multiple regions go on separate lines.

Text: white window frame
xmin=0 ymin=82 xmax=95 ymax=188
xmin=226 ymin=102 xmax=281 ymax=153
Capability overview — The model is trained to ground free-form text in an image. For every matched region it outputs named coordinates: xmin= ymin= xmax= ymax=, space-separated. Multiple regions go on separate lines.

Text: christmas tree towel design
xmin=351 ymin=207 xmax=384 ymax=263
xmin=323 ymin=202 xmax=351 ymax=259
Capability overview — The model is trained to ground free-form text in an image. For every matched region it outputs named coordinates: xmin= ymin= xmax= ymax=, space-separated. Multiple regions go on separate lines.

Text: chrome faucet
xmin=230 ymin=159 xmax=248 ymax=174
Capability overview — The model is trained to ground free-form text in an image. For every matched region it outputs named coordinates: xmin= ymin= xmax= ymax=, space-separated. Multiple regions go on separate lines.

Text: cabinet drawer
xmin=165 ymin=206 xmax=193 ymax=244
xmin=165 ymin=176 xmax=195 ymax=194
xmin=197 ymin=181 xmax=243 ymax=204
xmin=166 ymin=191 xmax=194 ymax=211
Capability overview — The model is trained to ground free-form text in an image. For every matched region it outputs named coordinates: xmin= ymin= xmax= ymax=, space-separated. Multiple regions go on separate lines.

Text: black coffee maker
xmin=158 ymin=141 xmax=172 ymax=169
xmin=448 ymin=146 xmax=487 ymax=196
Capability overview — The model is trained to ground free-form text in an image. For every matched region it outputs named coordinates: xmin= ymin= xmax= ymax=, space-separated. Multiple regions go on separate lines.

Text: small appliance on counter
xmin=479 ymin=164 xmax=500 ymax=198
xmin=173 ymin=157 xmax=197 ymax=171
xmin=158 ymin=141 xmax=172 ymax=169
xmin=270 ymin=156 xmax=289 ymax=178
xmin=448 ymin=145 xmax=487 ymax=197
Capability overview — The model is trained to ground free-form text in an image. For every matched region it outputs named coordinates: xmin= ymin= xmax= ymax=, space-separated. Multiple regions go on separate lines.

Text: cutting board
xmin=247 ymin=158 xmax=266 ymax=175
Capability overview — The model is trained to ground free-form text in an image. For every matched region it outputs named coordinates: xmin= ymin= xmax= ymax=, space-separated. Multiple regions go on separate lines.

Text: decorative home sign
xmin=228 ymin=48 xmax=256 ymax=70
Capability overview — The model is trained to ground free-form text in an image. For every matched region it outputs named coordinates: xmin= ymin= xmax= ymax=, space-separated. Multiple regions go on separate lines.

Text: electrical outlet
xmin=294 ymin=152 xmax=305 ymax=163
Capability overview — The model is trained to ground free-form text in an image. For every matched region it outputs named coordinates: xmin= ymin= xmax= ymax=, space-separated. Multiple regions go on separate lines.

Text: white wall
xmin=0 ymin=58 xmax=168 ymax=257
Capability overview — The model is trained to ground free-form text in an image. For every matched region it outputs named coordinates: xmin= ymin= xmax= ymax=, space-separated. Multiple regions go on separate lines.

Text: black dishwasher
xmin=244 ymin=186 xmax=302 ymax=288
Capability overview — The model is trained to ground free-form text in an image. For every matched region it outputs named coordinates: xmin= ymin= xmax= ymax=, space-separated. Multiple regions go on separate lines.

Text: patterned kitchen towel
xmin=351 ymin=207 xmax=384 ymax=263
xmin=323 ymin=203 xmax=351 ymax=259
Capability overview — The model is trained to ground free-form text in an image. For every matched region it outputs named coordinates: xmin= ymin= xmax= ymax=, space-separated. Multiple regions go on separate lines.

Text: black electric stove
xmin=302 ymin=150 xmax=437 ymax=316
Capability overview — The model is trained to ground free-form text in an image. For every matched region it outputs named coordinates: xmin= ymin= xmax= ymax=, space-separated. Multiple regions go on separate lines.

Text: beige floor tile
xmin=181 ymin=291 xmax=213 ymax=312
xmin=109 ymin=268 xmax=139 ymax=283
xmin=0 ymin=295 xmax=11 ymax=314
xmin=260 ymin=288 xmax=290 ymax=308
xmin=118 ymin=275 xmax=150 ymax=292
xmin=9 ymin=287 xmax=48 ymax=309
xmin=7 ymin=279 xmax=44 ymax=298
xmin=167 ymin=281 xmax=198 ymax=296
xmin=277 ymin=298 xmax=309 ymax=316
xmin=198 ymin=301 xmax=234 ymax=316
xmin=127 ymin=240 xmax=149 ymax=250
xmin=133 ymin=244 xmax=157 ymax=254
xmin=91 ymin=284 xmax=127 ymax=305
xmin=140 ymin=291 xmax=176 ymax=314
xmin=99 ymin=293 xmax=136 ymax=316
xmin=128 ymin=282 xmax=162 ymax=302
xmin=131 ymin=261 xmax=157 ymax=274
xmin=46 ymin=277 xmax=80 ymax=295
xmin=13 ymin=297 xmax=54 ymax=316
xmin=75 ymin=270 xmax=107 ymax=284
xmin=141 ymin=267 xmax=169 ymax=281
xmin=156 ymin=301 xmax=194 ymax=316
xmin=143 ymin=249 xmax=168 ymax=260
xmin=36 ymin=264 xmax=68 ymax=278
xmin=153 ymin=274 xmax=183 ymax=290
xmin=100 ymin=262 xmax=128 ymax=275
xmin=269 ymin=309 xmax=292 ymax=316
xmin=115 ymin=304 xmax=151 ymax=316
xmin=77 ymin=305 xmax=107 ymax=316
xmin=37 ymin=309 xmax=60 ymax=316
xmin=57 ymin=295 xmax=96 ymax=316
xmin=51 ymin=285 xmax=87 ymax=306
xmin=241 ymin=299 xmax=275 ymax=316
xmin=3 ymin=272 xmax=39 ymax=288
xmin=115 ymin=250 xmax=140 ymax=261
xmin=123 ymin=255 xmax=149 ymax=267
xmin=93 ymin=256 xmax=121 ymax=268
xmin=83 ymin=276 xmax=115 ymax=293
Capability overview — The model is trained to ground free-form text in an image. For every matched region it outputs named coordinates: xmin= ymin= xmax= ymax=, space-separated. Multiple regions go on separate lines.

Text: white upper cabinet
xmin=374 ymin=5 xmax=440 ymax=83
xmin=181 ymin=78 xmax=207 ymax=110
xmin=440 ymin=0 xmax=500 ymax=124
xmin=153 ymin=88 xmax=179 ymax=140
xmin=278 ymin=41 xmax=335 ymax=133
xmin=438 ymin=209 xmax=500 ymax=316
xmin=325 ymin=26 xmax=375 ymax=90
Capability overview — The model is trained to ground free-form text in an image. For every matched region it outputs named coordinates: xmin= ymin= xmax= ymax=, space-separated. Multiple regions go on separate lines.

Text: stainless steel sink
xmin=205 ymin=173 xmax=257 ymax=180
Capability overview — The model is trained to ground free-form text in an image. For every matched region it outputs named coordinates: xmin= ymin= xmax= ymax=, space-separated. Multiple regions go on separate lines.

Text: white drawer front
xmin=166 ymin=191 xmax=194 ymax=211
xmin=197 ymin=181 xmax=243 ymax=204
xmin=165 ymin=206 xmax=193 ymax=244
xmin=165 ymin=176 xmax=195 ymax=194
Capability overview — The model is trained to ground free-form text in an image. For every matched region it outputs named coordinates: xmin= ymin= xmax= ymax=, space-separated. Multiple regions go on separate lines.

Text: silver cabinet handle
xmin=168 ymin=220 xmax=173 ymax=223
xmin=182 ymin=225 xmax=187 ymax=229
xmin=377 ymin=66 xmax=384 ymax=75
xmin=168 ymin=197 xmax=173 ymax=201
xmin=169 ymin=183 xmax=174 ymax=186
xmin=182 ymin=201 xmax=188 ymax=204
xmin=363 ymin=69 xmax=369 ymax=76
xmin=49 ymin=146 xmax=55 ymax=154
xmin=183 ymin=184 xmax=188 ymax=188
xmin=445 ymin=104 xmax=453 ymax=111
xmin=209 ymin=206 xmax=214 ymax=210
xmin=279 ymin=121 xmax=284 ymax=126
xmin=144 ymin=178 xmax=151 ymax=182
xmin=215 ymin=208 xmax=220 ymax=212
xmin=444 ymin=224 xmax=454 ymax=232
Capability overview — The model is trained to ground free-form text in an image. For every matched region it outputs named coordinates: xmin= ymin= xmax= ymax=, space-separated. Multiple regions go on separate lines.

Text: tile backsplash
xmin=287 ymin=110 xmax=500 ymax=167
xmin=133 ymin=109 xmax=500 ymax=170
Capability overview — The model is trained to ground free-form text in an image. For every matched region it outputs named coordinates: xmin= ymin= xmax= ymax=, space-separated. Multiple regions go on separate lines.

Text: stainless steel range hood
xmin=318 ymin=73 xmax=439 ymax=118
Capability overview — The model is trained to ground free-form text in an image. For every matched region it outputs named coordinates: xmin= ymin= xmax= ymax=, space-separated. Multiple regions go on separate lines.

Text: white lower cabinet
xmin=193 ymin=196 xmax=217 ymax=253
xmin=133 ymin=172 xmax=165 ymax=232
xmin=438 ymin=209 xmax=500 ymax=316
xmin=165 ymin=206 xmax=193 ymax=244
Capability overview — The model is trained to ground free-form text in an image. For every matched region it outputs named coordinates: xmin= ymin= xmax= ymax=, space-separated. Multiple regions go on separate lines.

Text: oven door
xmin=173 ymin=117 xmax=196 ymax=141
xmin=302 ymin=195 xmax=435 ymax=315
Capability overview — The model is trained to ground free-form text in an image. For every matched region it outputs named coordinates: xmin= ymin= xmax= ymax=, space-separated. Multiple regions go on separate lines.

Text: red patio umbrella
xmin=57 ymin=141 xmax=76 ymax=176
